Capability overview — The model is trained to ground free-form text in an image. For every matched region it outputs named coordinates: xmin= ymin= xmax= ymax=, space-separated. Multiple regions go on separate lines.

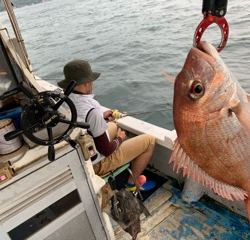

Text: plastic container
xmin=0 ymin=118 xmax=22 ymax=154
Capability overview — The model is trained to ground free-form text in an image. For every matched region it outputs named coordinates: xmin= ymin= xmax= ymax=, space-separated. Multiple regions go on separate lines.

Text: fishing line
xmin=128 ymin=108 xmax=167 ymax=116
xmin=41 ymin=80 xmax=169 ymax=117
xmin=42 ymin=78 xmax=164 ymax=83
xmin=42 ymin=78 xmax=62 ymax=81
xmin=127 ymin=103 xmax=169 ymax=116
xmin=111 ymin=106 xmax=168 ymax=120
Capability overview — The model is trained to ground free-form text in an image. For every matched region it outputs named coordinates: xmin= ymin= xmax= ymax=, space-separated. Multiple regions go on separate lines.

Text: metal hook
xmin=193 ymin=13 xmax=229 ymax=52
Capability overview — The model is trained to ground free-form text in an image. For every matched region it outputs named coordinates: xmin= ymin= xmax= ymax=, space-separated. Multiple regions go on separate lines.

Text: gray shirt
xmin=69 ymin=93 xmax=108 ymax=137
xmin=86 ymin=108 xmax=108 ymax=138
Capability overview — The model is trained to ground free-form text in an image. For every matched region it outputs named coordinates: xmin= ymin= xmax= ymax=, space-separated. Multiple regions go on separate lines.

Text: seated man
xmin=57 ymin=59 xmax=156 ymax=192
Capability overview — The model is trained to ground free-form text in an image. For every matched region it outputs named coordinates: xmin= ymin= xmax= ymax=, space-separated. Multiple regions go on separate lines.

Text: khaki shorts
xmin=93 ymin=122 xmax=155 ymax=177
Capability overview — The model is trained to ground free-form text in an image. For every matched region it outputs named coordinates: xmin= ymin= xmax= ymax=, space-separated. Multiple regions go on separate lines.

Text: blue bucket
xmin=0 ymin=106 xmax=22 ymax=129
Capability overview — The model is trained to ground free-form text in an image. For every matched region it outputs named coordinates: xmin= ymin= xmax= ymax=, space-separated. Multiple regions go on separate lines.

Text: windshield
xmin=0 ymin=34 xmax=19 ymax=97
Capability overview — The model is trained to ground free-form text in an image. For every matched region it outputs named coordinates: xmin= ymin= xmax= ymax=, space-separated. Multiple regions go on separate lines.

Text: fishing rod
xmin=111 ymin=108 xmax=167 ymax=120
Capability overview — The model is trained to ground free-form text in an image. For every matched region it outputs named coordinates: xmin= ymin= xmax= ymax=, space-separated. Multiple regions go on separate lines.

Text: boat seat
xmin=102 ymin=162 xmax=143 ymax=200
xmin=91 ymin=152 xmax=131 ymax=184
xmin=102 ymin=163 xmax=130 ymax=183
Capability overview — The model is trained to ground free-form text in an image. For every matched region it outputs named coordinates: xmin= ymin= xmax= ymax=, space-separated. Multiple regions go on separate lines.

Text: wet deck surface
xmin=113 ymin=179 xmax=250 ymax=240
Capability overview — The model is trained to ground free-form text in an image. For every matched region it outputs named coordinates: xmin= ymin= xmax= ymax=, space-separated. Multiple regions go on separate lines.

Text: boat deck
xmin=113 ymin=177 xmax=250 ymax=239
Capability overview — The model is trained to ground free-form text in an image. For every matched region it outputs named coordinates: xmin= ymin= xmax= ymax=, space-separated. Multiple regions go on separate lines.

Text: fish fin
xmin=169 ymin=140 xmax=248 ymax=201
xmin=160 ymin=69 xmax=175 ymax=84
xmin=245 ymin=198 xmax=250 ymax=224
xmin=231 ymin=102 xmax=250 ymax=136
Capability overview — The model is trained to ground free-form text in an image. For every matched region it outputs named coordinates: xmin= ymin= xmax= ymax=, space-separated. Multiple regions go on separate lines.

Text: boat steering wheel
xmin=4 ymin=80 xmax=89 ymax=161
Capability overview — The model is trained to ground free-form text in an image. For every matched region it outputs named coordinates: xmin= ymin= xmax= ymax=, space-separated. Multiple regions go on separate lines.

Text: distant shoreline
xmin=0 ymin=0 xmax=51 ymax=11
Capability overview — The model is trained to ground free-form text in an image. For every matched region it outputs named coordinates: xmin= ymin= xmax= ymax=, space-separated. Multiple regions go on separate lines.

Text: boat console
xmin=0 ymin=80 xmax=111 ymax=239
xmin=0 ymin=23 xmax=112 ymax=238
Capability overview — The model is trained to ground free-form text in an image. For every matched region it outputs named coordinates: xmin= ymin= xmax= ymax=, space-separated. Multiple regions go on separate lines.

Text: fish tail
xmin=244 ymin=198 xmax=250 ymax=224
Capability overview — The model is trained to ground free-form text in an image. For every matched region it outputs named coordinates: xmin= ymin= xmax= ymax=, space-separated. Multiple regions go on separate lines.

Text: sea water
xmin=1 ymin=0 xmax=250 ymax=130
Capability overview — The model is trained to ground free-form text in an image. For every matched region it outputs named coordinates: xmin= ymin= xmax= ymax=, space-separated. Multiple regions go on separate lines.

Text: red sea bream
xmin=170 ymin=41 xmax=250 ymax=222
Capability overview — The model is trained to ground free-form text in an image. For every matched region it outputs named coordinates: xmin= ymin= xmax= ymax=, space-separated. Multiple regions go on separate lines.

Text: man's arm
xmin=87 ymin=108 xmax=125 ymax=156
xmin=94 ymin=133 xmax=122 ymax=157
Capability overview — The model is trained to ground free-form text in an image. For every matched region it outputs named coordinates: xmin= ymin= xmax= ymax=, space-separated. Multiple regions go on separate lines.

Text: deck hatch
xmin=0 ymin=33 xmax=20 ymax=100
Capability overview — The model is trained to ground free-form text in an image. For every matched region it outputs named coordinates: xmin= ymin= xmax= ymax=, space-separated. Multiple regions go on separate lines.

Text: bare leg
xmin=127 ymin=146 xmax=155 ymax=184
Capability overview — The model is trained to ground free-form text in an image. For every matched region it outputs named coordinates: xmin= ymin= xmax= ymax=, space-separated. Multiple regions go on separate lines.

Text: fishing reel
xmin=193 ymin=0 xmax=229 ymax=52
xmin=4 ymin=80 xmax=89 ymax=161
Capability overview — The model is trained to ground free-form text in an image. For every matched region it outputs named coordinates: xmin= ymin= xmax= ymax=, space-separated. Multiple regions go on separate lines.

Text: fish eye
xmin=189 ymin=81 xmax=205 ymax=99
xmin=194 ymin=84 xmax=203 ymax=94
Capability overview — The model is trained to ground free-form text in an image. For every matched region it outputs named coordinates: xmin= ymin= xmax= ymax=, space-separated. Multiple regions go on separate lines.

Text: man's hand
xmin=117 ymin=128 xmax=126 ymax=141
xmin=103 ymin=110 xmax=114 ymax=122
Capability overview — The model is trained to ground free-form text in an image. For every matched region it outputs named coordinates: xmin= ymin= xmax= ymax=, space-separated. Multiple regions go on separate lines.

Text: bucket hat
xmin=57 ymin=60 xmax=101 ymax=89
